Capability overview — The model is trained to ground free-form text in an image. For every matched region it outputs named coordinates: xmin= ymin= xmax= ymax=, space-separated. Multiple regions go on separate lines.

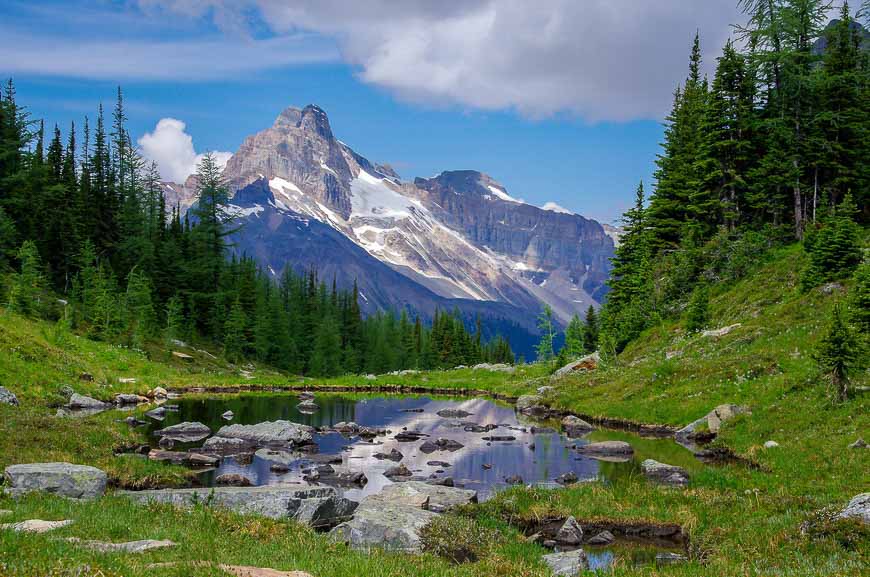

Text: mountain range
xmin=160 ymin=105 xmax=616 ymax=357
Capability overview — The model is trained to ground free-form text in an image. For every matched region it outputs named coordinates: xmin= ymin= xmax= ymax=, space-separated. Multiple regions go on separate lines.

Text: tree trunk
xmin=793 ymin=159 xmax=803 ymax=239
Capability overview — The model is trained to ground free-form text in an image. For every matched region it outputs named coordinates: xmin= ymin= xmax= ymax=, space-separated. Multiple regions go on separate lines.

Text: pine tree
xmin=7 ymin=240 xmax=46 ymax=317
xmin=223 ymin=299 xmax=248 ymax=363
xmin=310 ymin=314 xmax=344 ymax=377
xmin=164 ymin=294 xmax=186 ymax=344
xmin=582 ymin=305 xmax=599 ymax=353
xmin=800 ymin=193 xmax=862 ymax=289
xmin=685 ymin=284 xmax=710 ymax=332
xmin=815 ymin=303 xmax=861 ymax=401
xmin=535 ymin=305 xmax=556 ymax=362
xmin=563 ymin=313 xmax=584 ymax=358
xmin=125 ymin=268 xmax=156 ymax=349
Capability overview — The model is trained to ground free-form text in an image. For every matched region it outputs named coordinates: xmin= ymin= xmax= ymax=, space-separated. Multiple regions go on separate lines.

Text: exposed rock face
xmin=542 ymin=549 xmax=589 ymax=576
xmin=4 ymin=463 xmax=107 ymax=499
xmin=838 ymin=493 xmax=869 ymax=524
xmin=215 ymin=421 xmax=313 ymax=447
xmin=122 ymin=486 xmax=357 ymax=529
xmin=641 ymin=459 xmax=690 ymax=486
xmin=65 ymin=537 xmax=175 ymax=553
xmin=367 ymin=482 xmax=477 ymax=511
xmin=0 ymin=386 xmax=19 ymax=406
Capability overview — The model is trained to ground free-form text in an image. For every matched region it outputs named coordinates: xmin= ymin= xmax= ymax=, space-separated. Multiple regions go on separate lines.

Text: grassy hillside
xmin=0 ymin=242 xmax=867 ymax=576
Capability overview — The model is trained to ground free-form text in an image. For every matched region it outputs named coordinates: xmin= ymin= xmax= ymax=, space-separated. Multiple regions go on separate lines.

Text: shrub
xmin=420 ymin=514 xmax=500 ymax=563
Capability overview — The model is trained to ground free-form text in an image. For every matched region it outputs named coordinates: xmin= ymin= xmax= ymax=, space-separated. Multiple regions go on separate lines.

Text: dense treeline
xmin=594 ymin=2 xmax=869 ymax=357
xmin=0 ymin=86 xmax=513 ymax=375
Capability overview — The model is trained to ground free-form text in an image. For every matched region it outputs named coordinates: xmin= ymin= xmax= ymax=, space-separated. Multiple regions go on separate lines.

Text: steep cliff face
xmin=168 ymin=104 xmax=615 ymax=353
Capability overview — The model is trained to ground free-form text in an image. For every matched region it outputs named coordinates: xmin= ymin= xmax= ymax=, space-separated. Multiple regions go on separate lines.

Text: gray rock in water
xmin=1 ymin=519 xmax=74 ymax=533
xmin=145 ymin=406 xmax=167 ymax=421
xmin=155 ymin=421 xmax=211 ymax=443
xmin=561 ymin=415 xmax=594 ymax=437
xmin=586 ymin=530 xmax=615 ymax=545
xmin=114 ymin=393 xmax=149 ymax=405
xmin=215 ymin=473 xmax=253 ymax=487
xmin=330 ymin=498 xmax=438 ymax=552
xmin=216 ymin=420 xmax=313 ymax=446
xmin=203 ymin=436 xmax=254 ymax=456
xmin=122 ymin=486 xmax=357 ymax=529
xmin=383 ymin=464 xmax=413 ymax=479
xmin=837 ymin=493 xmax=869 ymax=525
xmin=555 ymin=516 xmax=583 ymax=545
xmin=436 ymin=409 xmax=473 ymax=419
xmin=4 ymin=463 xmax=107 ymax=499
xmin=148 ymin=450 xmax=219 ymax=467
xmin=542 ymin=549 xmax=589 ymax=576
xmin=64 ymin=537 xmax=175 ymax=553
xmin=656 ymin=552 xmax=688 ymax=565
xmin=222 ymin=410 xmax=234 ymax=421
xmin=556 ymin=472 xmax=579 ymax=485
xmin=67 ymin=393 xmax=108 ymax=410
xmin=373 ymin=448 xmax=403 ymax=462
xmin=0 ymin=386 xmax=19 ymax=406
xmin=641 ymin=459 xmax=690 ymax=486
xmin=296 ymin=399 xmax=319 ymax=412
xmin=516 ymin=394 xmax=549 ymax=417
xmin=576 ymin=441 xmax=633 ymax=457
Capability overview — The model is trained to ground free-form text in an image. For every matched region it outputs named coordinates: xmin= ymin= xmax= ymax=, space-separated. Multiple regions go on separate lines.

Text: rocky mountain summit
xmin=164 ymin=104 xmax=615 ymax=350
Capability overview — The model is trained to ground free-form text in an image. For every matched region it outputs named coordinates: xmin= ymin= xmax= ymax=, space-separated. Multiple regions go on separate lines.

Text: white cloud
xmin=135 ymin=0 xmax=744 ymax=121
xmin=541 ymin=201 xmax=572 ymax=214
xmin=138 ymin=118 xmax=232 ymax=182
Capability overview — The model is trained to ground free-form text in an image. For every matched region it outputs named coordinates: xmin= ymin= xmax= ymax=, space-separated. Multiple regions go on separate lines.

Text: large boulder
xmin=215 ymin=421 xmax=313 ymax=447
xmin=330 ymin=499 xmax=438 ymax=552
xmin=154 ymin=422 xmax=212 ymax=443
xmin=122 ymin=486 xmax=356 ymax=529
xmin=675 ymin=404 xmax=751 ymax=442
xmin=0 ymin=386 xmax=19 ymax=407
xmin=67 ymin=393 xmax=108 ymax=410
xmin=553 ymin=352 xmax=600 ymax=377
xmin=837 ymin=493 xmax=869 ymax=525
xmin=4 ymin=463 xmax=107 ymax=499
xmin=516 ymin=394 xmax=549 ymax=417
xmin=641 ymin=459 xmax=690 ymax=486
xmin=542 ymin=549 xmax=589 ymax=576
xmin=554 ymin=516 xmax=583 ymax=545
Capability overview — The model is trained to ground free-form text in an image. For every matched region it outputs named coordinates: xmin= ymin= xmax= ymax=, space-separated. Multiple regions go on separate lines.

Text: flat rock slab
xmin=542 ymin=549 xmax=589 ymax=576
xmin=4 ymin=462 xmax=107 ymax=499
xmin=1 ymin=519 xmax=74 ymax=533
xmin=330 ymin=499 xmax=438 ymax=553
xmin=216 ymin=421 xmax=313 ymax=446
xmin=576 ymin=441 xmax=633 ymax=457
xmin=222 ymin=566 xmax=314 ymax=577
xmin=65 ymin=537 xmax=175 ymax=553
xmin=641 ymin=459 xmax=690 ymax=486
xmin=121 ymin=486 xmax=356 ymax=528
xmin=367 ymin=481 xmax=477 ymax=511
xmin=553 ymin=352 xmax=600 ymax=377
xmin=154 ymin=421 xmax=211 ymax=442
xmin=148 ymin=449 xmax=220 ymax=467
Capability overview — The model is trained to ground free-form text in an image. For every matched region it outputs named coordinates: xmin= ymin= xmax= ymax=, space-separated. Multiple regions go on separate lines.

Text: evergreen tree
xmin=535 ymin=305 xmax=556 ymax=362
xmin=563 ymin=313 xmax=584 ymax=358
xmin=815 ymin=303 xmax=861 ymax=401
xmin=7 ymin=240 xmax=46 ymax=317
xmin=125 ymin=268 xmax=156 ymax=349
xmin=223 ymin=299 xmax=248 ymax=363
xmin=685 ymin=284 xmax=711 ymax=332
xmin=582 ymin=305 xmax=599 ymax=353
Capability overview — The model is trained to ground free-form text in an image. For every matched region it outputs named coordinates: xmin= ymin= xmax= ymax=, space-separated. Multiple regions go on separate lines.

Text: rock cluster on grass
xmin=640 ymin=459 xmax=690 ymax=486
xmin=64 ymin=537 xmax=175 ymax=553
xmin=0 ymin=386 xmax=19 ymax=406
xmin=471 ymin=363 xmax=515 ymax=373
xmin=542 ymin=549 xmax=589 ymax=576
xmin=4 ymin=463 xmax=107 ymax=499
xmin=675 ymin=404 xmax=751 ymax=442
xmin=837 ymin=493 xmax=869 ymax=525
xmin=1 ymin=519 xmax=74 ymax=533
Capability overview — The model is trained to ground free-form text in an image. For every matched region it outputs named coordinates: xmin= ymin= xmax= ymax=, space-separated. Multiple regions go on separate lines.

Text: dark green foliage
xmin=685 ymin=284 xmax=710 ymax=332
xmin=815 ymin=303 xmax=862 ymax=400
xmin=850 ymin=262 xmax=870 ymax=333
xmin=582 ymin=305 xmax=599 ymax=353
xmin=563 ymin=313 xmax=584 ymax=358
xmin=535 ymin=304 xmax=555 ymax=361
xmin=7 ymin=241 xmax=46 ymax=317
xmin=800 ymin=194 xmax=862 ymax=290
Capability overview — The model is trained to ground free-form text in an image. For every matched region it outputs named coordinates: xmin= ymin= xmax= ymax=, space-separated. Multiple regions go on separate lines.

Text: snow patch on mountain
xmin=487 ymin=184 xmax=521 ymax=203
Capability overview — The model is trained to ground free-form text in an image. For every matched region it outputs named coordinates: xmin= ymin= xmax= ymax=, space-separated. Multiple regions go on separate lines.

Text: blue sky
xmin=0 ymin=0 xmax=748 ymax=223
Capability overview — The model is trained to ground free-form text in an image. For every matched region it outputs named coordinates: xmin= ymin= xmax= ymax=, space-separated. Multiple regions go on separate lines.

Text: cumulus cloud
xmin=138 ymin=118 xmax=232 ymax=182
xmin=137 ymin=0 xmax=744 ymax=121
xmin=541 ymin=201 xmax=573 ymax=214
